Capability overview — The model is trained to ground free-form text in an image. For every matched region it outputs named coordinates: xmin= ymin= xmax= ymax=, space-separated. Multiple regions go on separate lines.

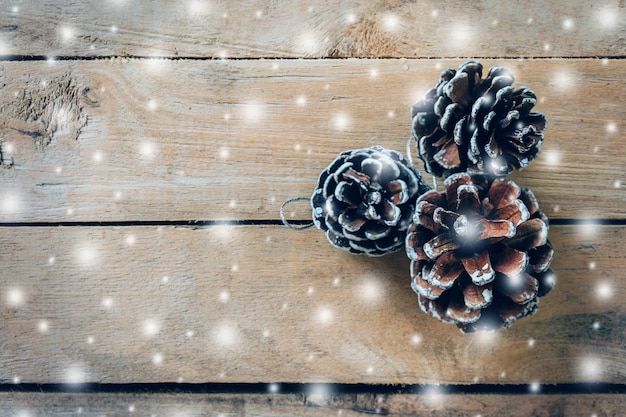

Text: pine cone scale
xmin=476 ymin=219 xmax=516 ymax=240
xmin=460 ymin=250 xmax=495 ymax=286
xmin=461 ymin=279 xmax=493 ymax=309
xmin=494 ymin=272 xmax=538 ymax=304
xmin=387 ymin=180 xmax=408 ymax=205
xmin=506 ymin=218 xmax=548 ymax=251
xmin=491 ymin=246 xmax=529 ymax=276
xmin=487 ymin=179 xmax=521 ymax=208
xmin=423 ymin=233 xmax=460 ymax=259
xmin=487 ymin=200 xmax=530 ymax=225
xmin=447 ymin=291 xmax=482 ymax=323
xmin=424 ymin=251 xmax=464 ymax=288
xmin=528 ymin=243 xmax=554 ymax=273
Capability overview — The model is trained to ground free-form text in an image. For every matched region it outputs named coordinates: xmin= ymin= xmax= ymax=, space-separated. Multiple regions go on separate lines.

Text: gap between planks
xmin=1 ymin=391 xmax=625 ymax=417
xmin=1 ymin=219 xmax=626 ymax=227
xmin=2 ymin=55 xmax=626 ymax=62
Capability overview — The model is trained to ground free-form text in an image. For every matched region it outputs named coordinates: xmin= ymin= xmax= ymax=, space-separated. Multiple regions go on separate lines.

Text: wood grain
xmin=1 ymin=59 xmax=624 ymax=222
xmin=0 ymin=225 xmax=623 ymax=384
xmin=0 ymin=0 xmax=624 ymax=58
xmin=2 ymin=0 xmax=624 ymax=412
xmin=2 ymin=392 xmax=625 ymax=417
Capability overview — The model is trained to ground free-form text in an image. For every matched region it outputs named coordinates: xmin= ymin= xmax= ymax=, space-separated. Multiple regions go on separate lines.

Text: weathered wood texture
xmin=1 ymin=59 xmax=624 ymax=222
xmin=1 ymin=0 xmax=625 ymax=413
xmin=0 ymin=225 xmax=623 ymax=384
xmin=0 ymin=0 xmax=624 ymax=58
xmin=2 ymin=392 xmax=625 ymax=417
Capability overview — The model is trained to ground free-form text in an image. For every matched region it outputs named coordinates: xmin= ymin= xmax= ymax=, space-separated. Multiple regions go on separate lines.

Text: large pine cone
xmin=312 ymin=146 xmax=430 ymax=256
xmin=412 ymin=61 xmax=547 ymax=178
xmin=405 ymin=172 xmax=555 ymax=332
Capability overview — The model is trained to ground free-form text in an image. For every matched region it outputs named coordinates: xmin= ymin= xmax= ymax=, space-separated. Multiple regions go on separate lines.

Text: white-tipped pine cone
xmin=405 ymin=172 xmax=555 ymax=332
xmin=412 ymin=60 xmax=547 ymax=178
xmin=311 ymin=146 xmax=430 ymax=256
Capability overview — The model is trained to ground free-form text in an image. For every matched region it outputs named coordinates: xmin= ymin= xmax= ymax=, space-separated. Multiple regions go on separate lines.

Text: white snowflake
xmin=38 ymin=320 xmax=50 ymax=333
xmin=359 ymin=279 xmax=383 ymax=302
xmin=562 ymin=18 xmax=575 ymax=30
xmin=214 ymin=323 xmax=239 ymax=346
xmin=316 ymin=306 xmax=333 ymax=324
xmin=59 ymin=26 xmax=75 ymax=43
xmin=65 ymin=364 xmax=86 ymax=384
xmin=333 ymin=113 xmax=351 ymax=130
xmin=596 ymin=282 xmax=612 ymax=299
xmin=268 ymin=383 xmax=280 ymax=393
xmin=142 ymin=318 xmax=162 ymax=337
xmin=138 ymin=141 xmax=158 ymax=159
xmin=381 ymin=13 xmax=400 ymax=32
xmin=152 ymin=353 xmax=164 ymax=365
xmin=579 ymin=356 xmax=603 ymax=381
xmin=1 ymin=191 xmax=21 ymax=214
xmin=6 ymin=287 xmax=25 ymax=307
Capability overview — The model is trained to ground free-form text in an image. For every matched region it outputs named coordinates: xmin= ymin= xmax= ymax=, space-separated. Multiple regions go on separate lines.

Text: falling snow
xmin=579 ymin=356 xmax=603 ymax=381
xmin=0 ymin=5 xmax=622 ymax=411
xmin=143 ymin=318 xmax=162 ymax=337
xmin=6 ymin=288 xmax=25 ymax=307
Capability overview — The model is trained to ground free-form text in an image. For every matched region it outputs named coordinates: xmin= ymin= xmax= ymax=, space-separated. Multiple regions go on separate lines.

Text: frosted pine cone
xmin=311 ymin=146 xmax=430 ymax=256
xmin=411 ymin=61 xmax=547 ymax=178
xmin=405 ymin=172 xmax=555 ymax=332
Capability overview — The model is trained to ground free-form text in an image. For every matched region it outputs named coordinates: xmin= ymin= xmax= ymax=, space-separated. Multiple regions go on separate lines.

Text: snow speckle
xmin=65 ymin=364 xmax=86 ymax=384
xmin=152 ymin=353 xmax=164 ymax=365
xmin=579 ymin=356 xmax=603 ymax=381
xmin=596 ymin=282 xmax=612 ymax=300
xmin=101 ymin=297 xmax=114 ymax=309
xmin=6 ymin=288 xmax=25 ymax=308
xmin=38 ymin=320 xmax=49 ymax=333
xmin=606 ymin=122 xmax=618 ymax=133
xmin=333 ymin=113 xmax=351 ymax=131
xmin=142 ymin=318 xmax=162 ymax=337
xmin=316 ymin=306 xmax=334 ymax=324
xmin=381 ymin=13 xmax=400 ymax=32
xmin=562 ymin=18 xmax=575 ymax=31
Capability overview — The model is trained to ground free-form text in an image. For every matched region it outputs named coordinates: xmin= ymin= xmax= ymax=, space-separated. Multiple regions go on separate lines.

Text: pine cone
xmin=312 ymin=146 xmax=430 ymax=256
xmin=405 ymin=172 xmax=555 ymax=332
xmin=411 ymin=61 xmax=547 ymax=178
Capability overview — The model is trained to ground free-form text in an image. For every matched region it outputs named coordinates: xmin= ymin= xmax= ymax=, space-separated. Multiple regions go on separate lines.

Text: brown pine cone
xmin=411 ymin=61 xmax=547 ymax=178
xmin=405 ymin=172 xmax=555 ymax=332
xmin=311 ymin=146 xmax=430 ymax=256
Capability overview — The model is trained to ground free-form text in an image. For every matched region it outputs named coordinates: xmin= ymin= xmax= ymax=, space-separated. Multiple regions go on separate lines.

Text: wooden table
xmin=1 ymin=1 xmax=625 ymax=415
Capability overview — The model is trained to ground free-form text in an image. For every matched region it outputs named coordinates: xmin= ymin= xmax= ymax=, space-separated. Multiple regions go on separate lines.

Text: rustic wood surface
xmin=1 ymin=59 xmax=624 ymax=221
xmin=2 ymin=392 xmax=625 ymax=417
xmin=1 ymin=0 xmax=625 ymax=414
xmin=0 ymin=0 xmax=624 ymax=58
xmin=0 ymin=225 xmax=624 ymax=384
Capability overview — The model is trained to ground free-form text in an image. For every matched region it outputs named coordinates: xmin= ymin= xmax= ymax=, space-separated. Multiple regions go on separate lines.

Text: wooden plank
xmin=1 ymin=392 xmax=625 ymax=417
xmin=1 ymin=59 xmax=624 ymax=222
xmin=0 ymin=225 xmax=624 ymax=384
xmin=1 ymin=1 xmax=624 ymax=58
